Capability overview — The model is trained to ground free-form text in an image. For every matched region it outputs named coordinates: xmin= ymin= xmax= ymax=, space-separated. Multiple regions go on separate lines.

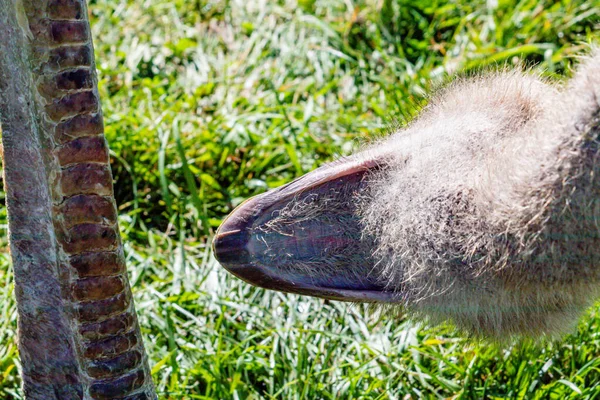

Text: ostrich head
xmin=214 ymin=51 xmax=600 ymax=339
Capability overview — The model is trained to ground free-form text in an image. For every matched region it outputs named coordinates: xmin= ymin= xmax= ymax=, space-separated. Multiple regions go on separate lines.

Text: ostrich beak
xmin=213 ymin=155 xmax=400 ymax=303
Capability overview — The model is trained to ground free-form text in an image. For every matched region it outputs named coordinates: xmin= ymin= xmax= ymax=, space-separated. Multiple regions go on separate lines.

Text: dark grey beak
xmin=213 ymin=154 xmax=401 ymax=303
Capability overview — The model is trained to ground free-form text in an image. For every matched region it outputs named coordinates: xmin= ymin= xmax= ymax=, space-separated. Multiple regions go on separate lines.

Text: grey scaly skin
xmin=0 ymin=0 xmax=156 ymax=398
xmin=214 ymin=50 xmax=600 ymax=340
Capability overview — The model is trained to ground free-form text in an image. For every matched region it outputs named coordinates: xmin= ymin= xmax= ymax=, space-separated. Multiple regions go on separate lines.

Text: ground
xmin=1 ymin=0 xmax=600 ymax=398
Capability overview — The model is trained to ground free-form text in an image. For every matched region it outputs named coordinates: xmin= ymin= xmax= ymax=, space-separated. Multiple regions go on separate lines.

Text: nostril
xmin=213 ymin=228 xmax=252 ymax=266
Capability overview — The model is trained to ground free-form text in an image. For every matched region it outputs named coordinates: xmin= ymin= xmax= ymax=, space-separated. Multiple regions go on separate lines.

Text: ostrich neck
xmin=0 ymin=0 xmax=156 ymax=398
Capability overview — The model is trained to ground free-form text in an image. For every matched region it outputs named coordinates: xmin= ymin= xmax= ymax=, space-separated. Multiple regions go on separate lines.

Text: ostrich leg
xmin=0 ymin=0 xmax=156 ymax=398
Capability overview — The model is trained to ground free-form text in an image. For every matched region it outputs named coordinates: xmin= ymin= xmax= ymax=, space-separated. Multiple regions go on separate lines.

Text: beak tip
xmin=213 ymin=225 xmax=252 ymax=267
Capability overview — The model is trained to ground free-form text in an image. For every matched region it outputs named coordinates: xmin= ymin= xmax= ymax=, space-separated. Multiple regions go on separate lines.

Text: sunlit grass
xmin=1 ymin=0 xmax=600 ymax=398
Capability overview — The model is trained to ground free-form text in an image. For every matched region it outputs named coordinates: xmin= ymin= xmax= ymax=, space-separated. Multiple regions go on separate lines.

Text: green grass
xmin=1 ymin=0 xmax=600 ymax=398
